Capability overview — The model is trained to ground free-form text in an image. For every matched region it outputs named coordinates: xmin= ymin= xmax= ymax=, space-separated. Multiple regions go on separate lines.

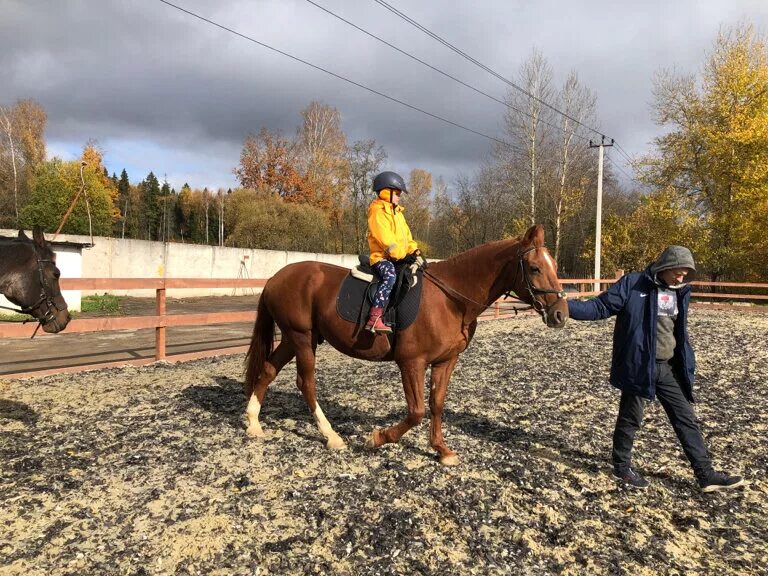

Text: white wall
xmin=1 ymin=230 xmax=363 ymax=299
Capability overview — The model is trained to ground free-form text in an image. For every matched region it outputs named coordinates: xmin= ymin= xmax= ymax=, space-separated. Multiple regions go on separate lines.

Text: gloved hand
xmin=414 ymin=250 xmax=428 ymax=270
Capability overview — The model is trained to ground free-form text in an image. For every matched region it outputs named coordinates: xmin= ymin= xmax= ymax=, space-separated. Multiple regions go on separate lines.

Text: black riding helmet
xmin=373 ymin=171 xmax=407 ymax=194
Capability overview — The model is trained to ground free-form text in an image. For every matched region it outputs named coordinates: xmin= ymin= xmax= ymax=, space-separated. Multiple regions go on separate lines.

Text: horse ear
xmin=522 ymin=224 xmax=545 ymax=248
xmin=32 ymin=225 xmax=47 ymax=248
xmin=18 ymin=229 xmax=29 ymax=240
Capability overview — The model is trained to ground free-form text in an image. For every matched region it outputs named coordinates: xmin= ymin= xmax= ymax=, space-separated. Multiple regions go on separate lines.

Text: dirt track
xmin=1 ymin=309 xmax=767 ymax=575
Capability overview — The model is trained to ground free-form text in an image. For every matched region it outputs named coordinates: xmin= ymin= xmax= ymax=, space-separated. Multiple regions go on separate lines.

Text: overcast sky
xmin=2 ymin=0 xmax=766 ymax=192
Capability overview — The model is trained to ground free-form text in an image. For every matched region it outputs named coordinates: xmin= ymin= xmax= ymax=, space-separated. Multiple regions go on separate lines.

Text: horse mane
xmin=431 ymin=236 xmax=523 ymax=272
xmin=0 ymin=234 xmax=53 ymax=258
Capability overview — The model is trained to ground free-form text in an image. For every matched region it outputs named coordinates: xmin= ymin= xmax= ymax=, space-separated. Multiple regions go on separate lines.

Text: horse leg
xmin=429 ymin=355 xmax=460 ymax=466
xmin=292 ymin=331 xmax=346 ymax=450
xmin=246 ymin=340 xmax=295 ymax=438
xmin=367 ymin=359 xmax=426 ymax=449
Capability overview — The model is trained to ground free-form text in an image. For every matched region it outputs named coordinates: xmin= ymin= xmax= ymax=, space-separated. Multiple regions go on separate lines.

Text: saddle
xmin=336 ymin=255 xmax=424 ymax=333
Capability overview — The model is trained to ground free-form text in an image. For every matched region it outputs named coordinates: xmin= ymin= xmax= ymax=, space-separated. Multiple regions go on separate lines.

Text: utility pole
xmin=589 ymin=136 xmax=613 ymax=293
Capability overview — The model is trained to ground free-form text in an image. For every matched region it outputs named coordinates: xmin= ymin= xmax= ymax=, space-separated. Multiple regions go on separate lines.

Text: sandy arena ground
xmin=1 ymin=309 xmax=766 ymax=575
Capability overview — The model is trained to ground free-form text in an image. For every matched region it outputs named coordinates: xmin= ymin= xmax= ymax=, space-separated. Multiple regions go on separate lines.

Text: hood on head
xmin=650 ymin=245 xmax=696 ymax=286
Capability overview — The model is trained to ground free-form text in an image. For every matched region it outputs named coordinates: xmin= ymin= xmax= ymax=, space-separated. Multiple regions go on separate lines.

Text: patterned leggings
xmin=371 ymin=260 xmax=397 ymax=309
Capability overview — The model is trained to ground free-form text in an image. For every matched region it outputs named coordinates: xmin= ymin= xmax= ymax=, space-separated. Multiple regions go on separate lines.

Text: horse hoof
xmin=365 ymin=430 xmax=380 ymax=449
xmin=326 ymin=435 xmax=347 ymax=450
xmin=246 ymin=424 xmax=265 ymax=438
xmin=440 ymin=453 xmax=460 ymax=466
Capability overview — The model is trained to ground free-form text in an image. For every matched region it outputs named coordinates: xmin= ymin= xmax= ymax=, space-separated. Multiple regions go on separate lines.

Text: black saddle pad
xmin=336 ymin=268 xmax=423 ymax=331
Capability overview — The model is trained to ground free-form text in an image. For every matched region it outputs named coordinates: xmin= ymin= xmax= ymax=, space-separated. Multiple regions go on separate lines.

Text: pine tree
xmin=141 ymin=172 xmax=161 ymax=241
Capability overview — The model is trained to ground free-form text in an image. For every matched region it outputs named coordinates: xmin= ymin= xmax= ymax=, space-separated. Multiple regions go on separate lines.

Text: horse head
xmin=6 ymin=227 xmax=71 ymax=333
xmin=513 ymin=224 xmax=568 ymax=329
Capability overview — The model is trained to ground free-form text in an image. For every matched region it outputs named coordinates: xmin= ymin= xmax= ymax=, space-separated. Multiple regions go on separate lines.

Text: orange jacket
xmin=367 ymin=189 xmax=418 ymax=265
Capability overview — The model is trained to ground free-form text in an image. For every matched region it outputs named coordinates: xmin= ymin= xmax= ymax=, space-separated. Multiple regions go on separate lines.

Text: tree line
xmin=1 ymin=23 xmax=765 ymax=281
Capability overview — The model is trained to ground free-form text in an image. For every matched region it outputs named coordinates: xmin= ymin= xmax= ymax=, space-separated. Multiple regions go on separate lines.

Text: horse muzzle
xmin=41 ymin=310 xmax=71 ymax=333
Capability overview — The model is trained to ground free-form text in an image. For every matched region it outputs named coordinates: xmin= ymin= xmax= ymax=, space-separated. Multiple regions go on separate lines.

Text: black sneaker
xmin=699 ymin=471 xmax=745 ymax=493
xmin=613 ymin=467 xmax=650 ymax=489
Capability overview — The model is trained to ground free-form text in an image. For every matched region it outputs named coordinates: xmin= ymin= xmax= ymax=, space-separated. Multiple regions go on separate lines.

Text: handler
xmin=568 ymin=246 xmax=744 ymax=492
xmin=365 ymin=171 xmax=422 ymax=334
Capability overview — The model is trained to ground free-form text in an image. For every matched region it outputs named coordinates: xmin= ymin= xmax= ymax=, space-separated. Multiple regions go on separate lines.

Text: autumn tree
xmin=224 ymin=189 xmax=331 ymax=252
xmin=598 ymin=188 xmax=702 ymax=275
xmin=0 ymin=99 xmax=47 ymax=228
xmin=548 ymin=71 xmax=597 ymax=263
xmin=20 ymin=144 xmax=119 ymax=236
xmin=234 ymin=128 xmax=309 ymax=200
xmin=406 ymin=168 xmax=432 ymax=246
xmin=346 ymin=139 xmax=386 ymax=252
xmin=295 ymin=102 xmax=350 ymax=251
xmin=296 ymin=102 xmax=349 ymax=208
xmin=428 ymin=176 xmax=462 ymax=258
xmin=639 ymin=23 xmax=768 ymax=281
xmin=500 ymin=49 xmax=556 ymax=226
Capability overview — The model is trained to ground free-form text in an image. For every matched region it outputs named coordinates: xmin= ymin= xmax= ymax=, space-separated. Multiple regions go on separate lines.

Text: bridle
xmin=0 ymin=245 xmax=65 ymax=337
xmin=423 ymin=245 xmax=567 ymax=323
xmin=511 ymin=246 xmax=568 ymax=324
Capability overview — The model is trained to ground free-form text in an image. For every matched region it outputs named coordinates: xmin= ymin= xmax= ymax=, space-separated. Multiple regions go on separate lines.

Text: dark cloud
xmin=2 ymin=0 xmax=766 ymax=189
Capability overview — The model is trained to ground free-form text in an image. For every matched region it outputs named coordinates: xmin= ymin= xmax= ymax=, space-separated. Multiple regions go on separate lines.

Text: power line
xmin=614 ymin=141 xmax=636 ymax=166
xmin=606 ymin=151 xmax=637 ymax=184
xmin=373 ymin=0 xmax=609 ymax=140
xmin=157 ymin=0 xmax=526 ymax=155
xmin=303 ymin=0 xmax=591 ymax=143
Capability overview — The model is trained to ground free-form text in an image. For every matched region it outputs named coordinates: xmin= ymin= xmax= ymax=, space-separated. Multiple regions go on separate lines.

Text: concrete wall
xmin=2 ymin=230 xmax=362 ymax=299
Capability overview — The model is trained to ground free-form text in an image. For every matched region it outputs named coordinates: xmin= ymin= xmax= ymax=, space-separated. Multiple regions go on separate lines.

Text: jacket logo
xmin=639 ymin=293 xmax=648 ymax=298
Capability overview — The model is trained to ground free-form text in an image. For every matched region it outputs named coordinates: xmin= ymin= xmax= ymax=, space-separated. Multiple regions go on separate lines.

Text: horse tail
xmin=245 ymin=293 xmax=274 ymax=396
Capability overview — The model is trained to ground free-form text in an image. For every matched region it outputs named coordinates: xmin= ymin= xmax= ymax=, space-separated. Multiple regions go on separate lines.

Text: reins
xmin=422 ymin=245 xmax=567 ymax=323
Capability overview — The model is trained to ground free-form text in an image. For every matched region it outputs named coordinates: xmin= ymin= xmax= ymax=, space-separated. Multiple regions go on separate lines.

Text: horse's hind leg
xmin=292 ymin=330 xmax=346 ymax=450
xmin=246 ymin=340 xmax=295 ymax=438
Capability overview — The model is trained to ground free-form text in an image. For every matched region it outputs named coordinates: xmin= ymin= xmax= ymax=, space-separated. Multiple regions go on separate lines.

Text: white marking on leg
xmin=314 ymin=403 xmax=346 ymax=449
xmin=245 ymin=393 xmax=265 ymax=437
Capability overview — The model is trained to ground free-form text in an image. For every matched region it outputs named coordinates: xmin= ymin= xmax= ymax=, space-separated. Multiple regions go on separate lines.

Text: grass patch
xmin=81 ymin=293 xmax=122 ymax=314
xmin=0 ymin=311 xmax=33 ymax=322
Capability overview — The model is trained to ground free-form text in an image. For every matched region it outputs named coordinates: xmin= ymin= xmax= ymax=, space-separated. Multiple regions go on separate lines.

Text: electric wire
xmin=614 ymin=141 xmax=635 ymax=163
xmin=157 ymin=0 xmax=526 ymax=155
xmin=304 ymin=0 xmax=591 ymax=143
xmin=606 ymin=151 xmax=637 ymax=185
xmin=373 ymin=0 xmax=610 ymax=140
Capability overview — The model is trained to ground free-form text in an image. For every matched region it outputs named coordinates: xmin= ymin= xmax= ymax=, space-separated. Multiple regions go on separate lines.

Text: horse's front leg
xmin=367 ymin=359 xmax=426 ymax=449
xmin=428 ymin=355 xmax=460 ymax=466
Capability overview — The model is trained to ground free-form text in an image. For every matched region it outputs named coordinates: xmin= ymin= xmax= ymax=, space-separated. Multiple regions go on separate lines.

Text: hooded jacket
xmin=568 ymin=246 xmax=697 ymax=401
xmin=367 ymin=189 xmax=418 ymax=265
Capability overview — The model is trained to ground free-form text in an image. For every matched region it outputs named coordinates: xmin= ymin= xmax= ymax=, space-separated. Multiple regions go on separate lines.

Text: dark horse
xmin=0 ymin=227 xmax=71 ymax=333
xmin=244 ymin=224 xmax=567 ymax=465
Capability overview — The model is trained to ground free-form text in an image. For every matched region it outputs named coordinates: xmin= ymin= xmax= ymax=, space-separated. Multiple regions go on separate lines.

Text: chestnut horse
xmin=0 ymin=227 xmax=71 ymax=333
xmin=244 ymin=224 xmax=567 ymax=465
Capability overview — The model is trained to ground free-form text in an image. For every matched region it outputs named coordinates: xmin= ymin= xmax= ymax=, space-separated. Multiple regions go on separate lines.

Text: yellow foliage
xmin=639 ymin=23 xmax=768 ymax=280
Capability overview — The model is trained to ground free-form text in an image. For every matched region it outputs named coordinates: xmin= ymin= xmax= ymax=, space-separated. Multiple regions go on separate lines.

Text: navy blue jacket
xmin=568 ymin=267 xmax=696 ymax=402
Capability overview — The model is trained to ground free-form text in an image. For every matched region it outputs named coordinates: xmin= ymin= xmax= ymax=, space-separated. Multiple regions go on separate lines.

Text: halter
xmin=0 ymin=245 xmax=64 ymax=337
xmin=510 ymin=246 xmax=568 ymax=324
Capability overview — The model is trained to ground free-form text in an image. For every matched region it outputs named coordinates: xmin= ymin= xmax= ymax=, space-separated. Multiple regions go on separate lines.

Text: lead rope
xmin=53 ymin=161 xmax=93 ymax=244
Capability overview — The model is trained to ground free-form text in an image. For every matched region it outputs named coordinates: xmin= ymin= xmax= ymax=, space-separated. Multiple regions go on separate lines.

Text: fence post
xmin=495 ymin=301 xmax=500 ymax=318
xmin=155 ymin=285 xmax=166 ymax=361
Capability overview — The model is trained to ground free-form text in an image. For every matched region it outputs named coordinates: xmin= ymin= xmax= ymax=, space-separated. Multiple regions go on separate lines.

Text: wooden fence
xmin=1 ymin=275 xmax=766 ymax=378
